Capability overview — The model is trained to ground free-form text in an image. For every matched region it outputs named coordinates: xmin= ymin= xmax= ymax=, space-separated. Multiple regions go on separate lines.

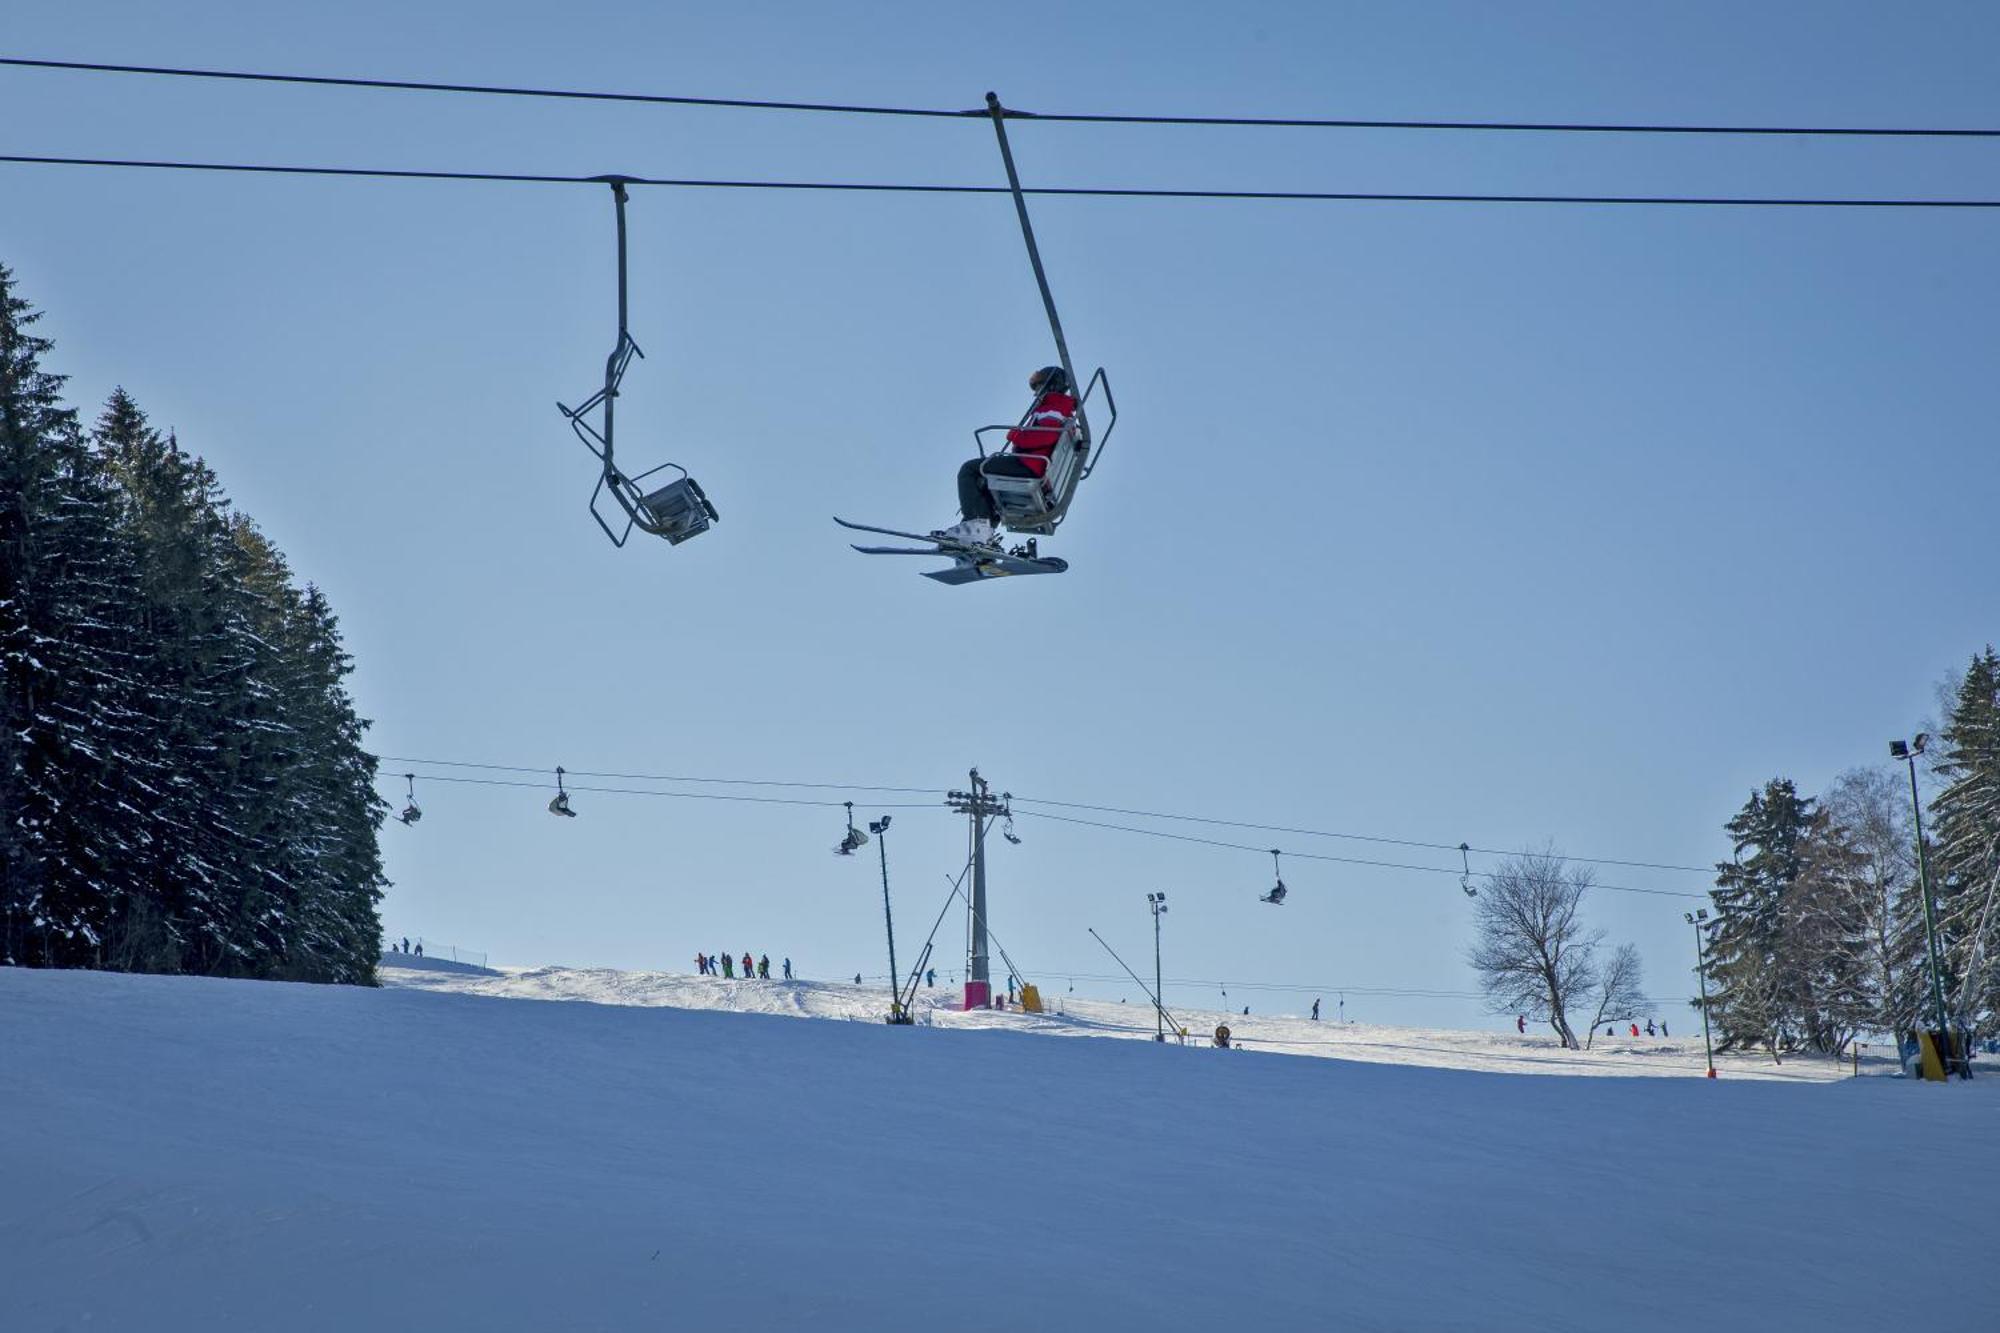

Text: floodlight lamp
xmin=1684 ymin=912 xmax=1694 ymax=924
xmin=1890 ymin=740 xmax=1910 ymax=759
xmin=1697 ymin=908 xmax=1708 ymax=920
xmin=869 ymin=816 xmax=891 ymax=835
xmin=1912 ymin=733 xmax=1929 ymax=755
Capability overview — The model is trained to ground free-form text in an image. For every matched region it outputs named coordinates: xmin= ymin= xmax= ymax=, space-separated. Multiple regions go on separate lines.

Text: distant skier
xmin=1242 ymin=1006 xmax=1250 ymax=1016
xmin=696 ymin=952 xmax=706 ymax=976
xmin=1311 ymin=998 xmax=1320 ymax=1021
xmin=854 ymin=973 xmax=862 ymax=985
xmin=1630 ymin=1022 xmax=1641 ymax=1038
xmin=401 ymin=937 xmax=410 ymax=954
xmin=721 ymin=954 xmax=734 ymax=978
xmin=925 ymin=968 xmax=935 ymax=988
xmin=414 ymin=942 xmax=422 ymax=957
xmin=782 ymin=958 xmax=792 ymax=980
xmin=1646 ymin=1018 xmax=1656 ymax=1037
xmin=742 ymin=952 xmax=753 ymax=979
xmin=758 ymin=955 xmax=770 ymax=980
xmin=1606 ymin=1025 xmax=1615 ymax=1038
xmin=1516 ymin=1014 xmax=1526 ymax=1035
xmin=1661 ymin=1021 xmax=1669 ymax=1037
xmin=935 ymin=366 xmax=1077 ymax=547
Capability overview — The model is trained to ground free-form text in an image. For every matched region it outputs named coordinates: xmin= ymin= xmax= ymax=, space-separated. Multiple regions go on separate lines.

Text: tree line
xmin=1 ymin=265 xmax=384 ymax=982
xmin=1704 ymin=649 xmax=2000 ymax=1058
xmin=1466 ymin=649 xmax=1999 ymax=1060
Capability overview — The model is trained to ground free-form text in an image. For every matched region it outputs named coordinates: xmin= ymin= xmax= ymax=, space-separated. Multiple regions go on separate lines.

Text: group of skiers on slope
xmin=934 ymin=366 xmax=1076 ymax=548
xmin=696 ymin=951 xmax=789 ymax=982
xmin=390 ymin=938 xmax=423 ymax=958
xmin=1513 ymin=1014 xmax=1670 ymax=1038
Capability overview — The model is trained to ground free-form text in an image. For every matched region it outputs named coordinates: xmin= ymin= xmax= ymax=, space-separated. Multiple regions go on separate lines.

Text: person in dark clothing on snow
xmin=925 ymin=969 xmax=935 ymax=988
xmin=758 ymin=955 xmax=770 ymax=980
xmin=741 ymin=952 xmax=753 ymax=980
xmin=1646 ymin=1018 xmax=1656 ymax=1036
xmin=1516 ymin=1015 xmax=1527 ymax=1034
xmin=721 ymin=954 xmax=734 ymax=978
xmin=1311 ymin=998 xmax=1320 ymax=1021
xmin=782 ymin=958 xmax=792 ymax=980
xmin=414 ymin=942 xmax=422 ymax=957
xmin=854 ymin=973 xmax=862 ymax=986
xmin=935 ymin=367 xmax=1078 ymax=547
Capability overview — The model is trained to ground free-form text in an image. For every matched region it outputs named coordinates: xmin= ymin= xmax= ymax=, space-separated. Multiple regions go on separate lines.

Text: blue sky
xmin=6 ymin=2 xmax=1995 ymax=1026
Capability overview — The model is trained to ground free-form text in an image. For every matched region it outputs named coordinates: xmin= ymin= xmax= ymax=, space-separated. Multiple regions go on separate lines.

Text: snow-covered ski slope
xmin=386 ymin=960 xmax=1895 ymax=1082
xmin=5 ymin=966 xmax=1992 ymax=1332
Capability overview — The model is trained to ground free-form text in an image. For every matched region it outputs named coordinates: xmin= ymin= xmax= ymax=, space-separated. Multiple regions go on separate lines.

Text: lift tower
xmin=946 ymin=770 xmax=1010 ymax=1010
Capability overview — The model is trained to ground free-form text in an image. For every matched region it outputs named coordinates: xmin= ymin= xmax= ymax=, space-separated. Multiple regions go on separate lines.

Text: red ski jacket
xmin=1003 ymin=390 xmax=1077 ymax=477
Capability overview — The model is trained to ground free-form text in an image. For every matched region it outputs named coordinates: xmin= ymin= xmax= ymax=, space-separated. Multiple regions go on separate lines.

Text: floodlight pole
xmin=872 ymin=818 xmax=909 ymax=1025
xmin=1148 ymin=893 xmax=1168 ymax=1042
xmin=1897 ymin=738 xmax=1959 ymax=1077
xmin=1687 ymin=911 xmax=1717 ymax=1079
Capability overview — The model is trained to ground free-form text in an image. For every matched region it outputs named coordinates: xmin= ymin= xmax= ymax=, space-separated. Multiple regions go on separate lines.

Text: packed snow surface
xmin=4 ymin=964 xmax=1993 ymax=1332
xmin=391 ymin=960 xmax=1900 ymax=1081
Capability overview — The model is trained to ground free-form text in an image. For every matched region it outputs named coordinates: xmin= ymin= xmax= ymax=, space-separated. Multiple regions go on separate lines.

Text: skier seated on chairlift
xmin=935 ymin=366 xmax=1077 ymax=547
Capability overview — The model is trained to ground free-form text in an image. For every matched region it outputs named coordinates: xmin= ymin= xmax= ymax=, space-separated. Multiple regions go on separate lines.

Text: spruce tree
xmin=1707 ymin=778 xmax=1816 ymax=1055
xmin=97 ymin=403 xmax=265 ymax=973
xmin=0 ymin=271 xmax=155 ymax=966
xmin=1930 ymin=648 xmax=2000 ymax=1031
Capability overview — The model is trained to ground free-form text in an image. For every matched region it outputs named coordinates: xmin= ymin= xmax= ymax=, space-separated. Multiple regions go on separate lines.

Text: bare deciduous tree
xmin=1466 ymin=850 xmax=1599 ymax=1049
xmin=1579 ymin=943 xmax=1647 ymax=1050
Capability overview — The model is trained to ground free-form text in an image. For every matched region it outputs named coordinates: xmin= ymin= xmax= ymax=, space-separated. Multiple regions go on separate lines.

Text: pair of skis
xmin=833 ymin=517 xmax=1067 ymax=586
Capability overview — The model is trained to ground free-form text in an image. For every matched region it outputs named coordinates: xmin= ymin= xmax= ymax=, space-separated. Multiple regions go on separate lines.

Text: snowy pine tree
xmin=1706 ymin=779 xmax=1815 ymax=1056
xmin=4 ymin=267 xmax=385 ymax=983
xmin=0 ymin=271 xmax=155 ymax=966
xmin=1930 ymin=648 xmax=2000 ymax=1031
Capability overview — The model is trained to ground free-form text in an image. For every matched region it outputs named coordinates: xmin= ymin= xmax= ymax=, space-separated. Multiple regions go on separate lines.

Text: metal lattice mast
xmin=947 ymin=769 xmax=1010 ymax=1010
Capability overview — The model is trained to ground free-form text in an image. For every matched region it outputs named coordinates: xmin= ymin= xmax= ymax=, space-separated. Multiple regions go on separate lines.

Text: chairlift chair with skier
xmin=396 ymin=773 xmax=422 ymax=826
xmin=835 ymin=93 xmax=1116 ymax=585
xmin=548 ymin=766 xmax=578 ymax=817
xmin=835 ymin=801 xmax=869 ymax=856
xmin=1259 ymin=849 xmax=1288 ymax=905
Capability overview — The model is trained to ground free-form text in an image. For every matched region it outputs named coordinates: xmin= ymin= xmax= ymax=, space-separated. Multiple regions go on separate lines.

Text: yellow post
xmin=1019 ymin=983 xmax=1043 ymax=1014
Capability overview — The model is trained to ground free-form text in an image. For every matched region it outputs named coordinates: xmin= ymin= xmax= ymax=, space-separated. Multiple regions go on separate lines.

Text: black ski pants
xmin=957 ymin=455 xmax=1038 ymax=523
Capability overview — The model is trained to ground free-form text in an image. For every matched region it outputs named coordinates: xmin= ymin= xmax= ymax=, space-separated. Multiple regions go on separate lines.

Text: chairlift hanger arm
xmin=986 ymin=92 xmax=1077 ymax=411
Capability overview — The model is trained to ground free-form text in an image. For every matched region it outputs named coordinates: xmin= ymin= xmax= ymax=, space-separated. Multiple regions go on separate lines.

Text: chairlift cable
xmin=385 ymin=770 xmax=940 ymax=810
xmin=1016 ymin=808 xmax=1705 ymax=900
xmin=1009 ymin=794 xmax=1715 ymax=874
xmin=373 ymin=754 xmax=942 ymax=795
xmin=371 ymin=755 xmax=1712 ymax=882
xmin=9 ymin=58 xmax=2000 ymax=138
xmin=6 ymin=156 xmax=2000 ymax=209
